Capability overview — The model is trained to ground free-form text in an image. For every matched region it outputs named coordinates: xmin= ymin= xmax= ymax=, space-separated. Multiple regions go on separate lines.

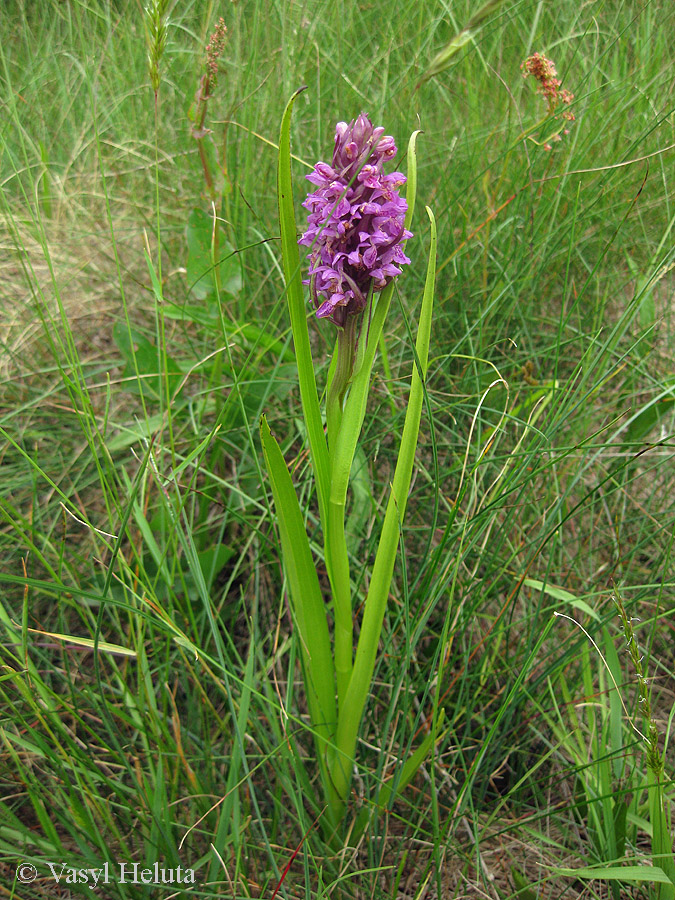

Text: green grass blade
xmin=648 ymin=768 xmax=675 ymax=899
xmin=555 ymin=865 xmax=673 ymax=884
xmin=351 ymin=710 xmax=447 ymax=843
xmin=207 ymin=620 xmax=257 ymax=881
xmin=378 ymin=708 xmax=446 ymax=812
xmin=23 ymin=628 xmax=136 ymax=658
xmin=417 ymin=0 xmax=507 ymax=87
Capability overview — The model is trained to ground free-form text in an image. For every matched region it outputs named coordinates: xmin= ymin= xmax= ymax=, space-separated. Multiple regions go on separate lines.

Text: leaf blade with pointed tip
xmin=259 ymin=415 xmax=336 ymax=745
xmin=277 ymin=88 xmax=331 ymax=531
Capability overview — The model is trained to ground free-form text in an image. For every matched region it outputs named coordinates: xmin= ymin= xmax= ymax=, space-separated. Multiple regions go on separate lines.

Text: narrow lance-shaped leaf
xmin=325 ymin=129 xmax=421 ymax=707
xmin=331 ymin=205 xmax=437 ymax=805
xmin=277 ymin=88 xmax=331 ymax=532
xmin=260 ymin=417 xmax=336 ymax=752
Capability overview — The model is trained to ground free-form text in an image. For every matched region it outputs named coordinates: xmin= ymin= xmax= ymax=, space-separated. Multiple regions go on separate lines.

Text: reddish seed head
xmin=522 ymin=52 xmax=574 ymax=117
xmin=206 ymin=18 xmax=227 ymax=85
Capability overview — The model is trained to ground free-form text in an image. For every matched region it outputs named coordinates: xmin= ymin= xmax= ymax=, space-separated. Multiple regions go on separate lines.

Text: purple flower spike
xmin=299 ymin=113 xmax=412 ymax=327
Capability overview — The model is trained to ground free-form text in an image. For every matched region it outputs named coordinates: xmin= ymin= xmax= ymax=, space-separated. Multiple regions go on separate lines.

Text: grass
xmin=1 ymin=0 xmax=674 ymax=897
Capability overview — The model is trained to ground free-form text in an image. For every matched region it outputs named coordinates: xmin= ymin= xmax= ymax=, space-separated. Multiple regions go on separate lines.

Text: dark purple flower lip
xmin=299 ymin=113 xmax=412 ymax=327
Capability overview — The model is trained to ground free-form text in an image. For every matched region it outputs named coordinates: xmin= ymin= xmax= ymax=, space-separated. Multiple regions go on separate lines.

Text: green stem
xmin=326 ymin=290 xmax=393 ymax=716
xmin=198 ymin=138 xmax=215 ymax=196
xmin=325 ymin=314 xmax=360 ymax=706
xmin=211 ymin=200 xmax=222 ymax=295
xmin=331 ymin=207 xmax=437 ymax=811
xmin=327 ymin=497 xmax=353 ymax=707
xmin=327 ymin=314 xmax=358 ymax=451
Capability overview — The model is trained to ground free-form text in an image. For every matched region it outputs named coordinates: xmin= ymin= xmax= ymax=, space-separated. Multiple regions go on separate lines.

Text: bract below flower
xmin=299 ymin=113 xmax=412 ymax=327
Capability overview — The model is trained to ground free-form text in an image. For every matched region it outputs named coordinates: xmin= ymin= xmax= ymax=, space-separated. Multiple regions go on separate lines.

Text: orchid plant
xmin=260 ymin=90 xmax=439 ymax=838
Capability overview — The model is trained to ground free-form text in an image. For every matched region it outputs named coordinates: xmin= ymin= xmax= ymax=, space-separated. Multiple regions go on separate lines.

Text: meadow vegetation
xmin=1 ymin=0 xmax=674 ymax=897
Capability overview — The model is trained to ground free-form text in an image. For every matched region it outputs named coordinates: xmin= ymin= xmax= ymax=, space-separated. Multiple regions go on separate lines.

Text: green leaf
xmin=194 ymin=544 xmax=235 ymax=591
xmin=345 ymin=445 xmax=373 ymax=553
xmin=638 ymin=286 xmax=656 ymax=331
xmin=332 ymin=203 xmax=437 ymax=806
xmin=624 ymin=381 xmax=675 ymax=446
xmin=219 ymin=362 xmax=297 ymax=430
xmin=113 ymin=322 xmax=183 ymax=401
xmin=523 ymin=578 xmax=600 ymax=621
xmin=186 ymin=207 xmax=242 ymax=300
xmin=276 ymin=88 xmax=331 ymax=534
xmin=482 ymin=380 xmax=558 ymax=447
xmin=510 ymin=867 xmax=538 ymax=900
xmin=162 ymin=300 xmax=221 ymax=327
xmin=379 ymin=709 xmax=446 ymax=809
xmin=106 ymin=412 xmax=166 ymax=452
xmin=161 ymin=303 xmax=295 ymax=362
xmin=352 ymin=709 xmax=446 ymax=842
xmin=555 ymin=865 xmax=673 ymax=884
xmin=259 ymin=416 xmax=336 ymax=746
xmin=648 ymin=768 xmax=675 ymax=899
xmin=613 ymin=795 xmax=628 ymax=861
xmin=25 ymin=627 xmax=136 ymax=658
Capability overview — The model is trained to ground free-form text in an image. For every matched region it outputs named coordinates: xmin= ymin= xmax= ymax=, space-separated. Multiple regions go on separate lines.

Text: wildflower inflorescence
xmin=206 ymin=18 xmax=227 ymax=89
xmin=521 ymin=53 xmax=574 ymax=149
xmin=190 ymin=18 xmax=228 ymax=142
xmin=299 ymin=114 xmax=412 ymax=327
xmin=521 ymin=53 xmax=575 ymax=118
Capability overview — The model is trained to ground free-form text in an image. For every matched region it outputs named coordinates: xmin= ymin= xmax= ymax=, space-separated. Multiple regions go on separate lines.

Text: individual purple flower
xmin=299 ymin=114 xmax=413 ymax=327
